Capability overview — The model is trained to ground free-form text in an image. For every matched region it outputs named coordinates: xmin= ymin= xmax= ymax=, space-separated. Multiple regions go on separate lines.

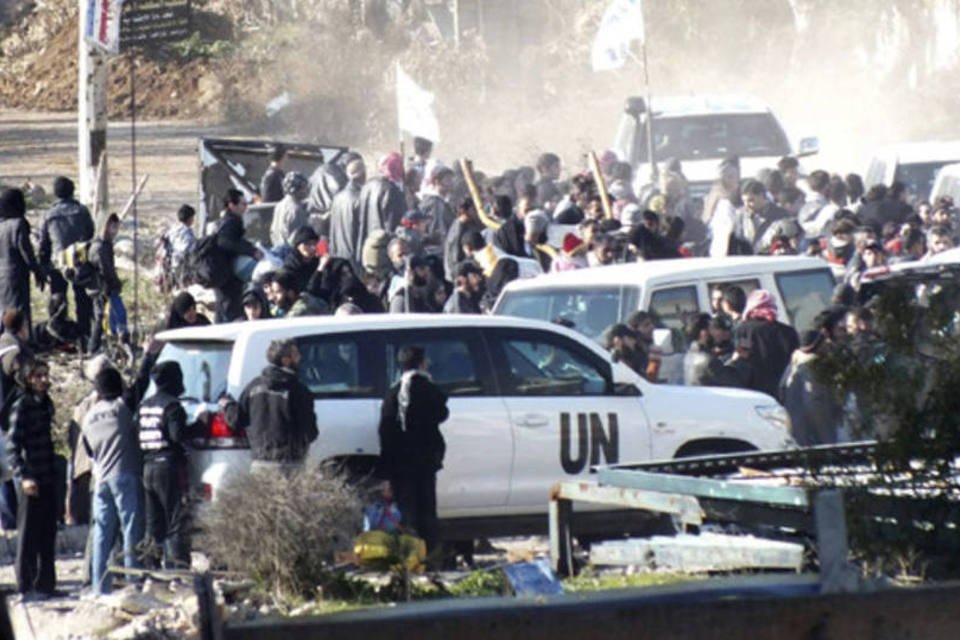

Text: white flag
xmin=591 ymin=0 xmax=645 ymax=72
xmin=396 ymin=63 xmax=440 ymax=143
xmin=84 ymin=0 xmax=125 ymax=55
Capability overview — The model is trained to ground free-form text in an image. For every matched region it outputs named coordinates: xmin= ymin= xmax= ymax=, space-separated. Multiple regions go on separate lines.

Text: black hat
xmin=291 ymin=226 xmax=319 ymax=247
xmin=94 ymin=367 xmax=124 ymax=400
xmin=409 ymin=254 xmax=429 ymax=269
xmin=0 ymin=188 xmax=25 ymax=220
xmin=172 ymin=291 xmax=195 ymax=316
xmin=151 ymin=361 xmax=185 ymax=397
xmin=607 ymin=323 xmax=635 ymax=339
xmin=456 ymin=260 xmax=483 ymax=278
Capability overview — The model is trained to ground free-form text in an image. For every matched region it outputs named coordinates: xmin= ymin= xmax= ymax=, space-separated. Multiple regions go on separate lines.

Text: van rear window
xmin=775 ymin=269 xmax=835 ymax=332
xmin=495 ymin=286 xmax=639 ymax=341
xmin=154 ymin=341 xmax=233 ymax=402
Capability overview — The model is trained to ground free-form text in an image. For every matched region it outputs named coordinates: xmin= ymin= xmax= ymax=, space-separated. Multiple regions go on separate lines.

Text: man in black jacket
xmin=137 ymin=361 xmax=202 ymax=569
xmin=88 ymin=213 xmax=125 ymax=354
xmin=378 ymin=345 xmax=449 ymax=552
xmin=233 ymin=340 xmax=317 ymax=472
xmin=39 ymin=177 xmax=95 ymax=347
xmin=215 ymin=189 xmax=262 ymax=323
xmin=0 ymin=189 xmax=44 ymax=331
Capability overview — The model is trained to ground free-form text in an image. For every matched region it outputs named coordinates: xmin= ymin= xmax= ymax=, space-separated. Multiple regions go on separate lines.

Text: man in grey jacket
xmin=82 ymin=367 xmax=143 ymax=595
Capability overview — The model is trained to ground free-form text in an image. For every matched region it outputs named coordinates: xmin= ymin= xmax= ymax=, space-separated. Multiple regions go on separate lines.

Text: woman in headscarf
xmin=0 ymin=188 xmax=43 ymax=329
xmin=162 ymin=292 xmax=212 ymax=331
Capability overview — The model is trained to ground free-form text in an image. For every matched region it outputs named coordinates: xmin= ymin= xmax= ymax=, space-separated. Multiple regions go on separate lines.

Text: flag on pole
xmin=84 ymin=0 xmax=124 ymax=54
xmin=591 ymin=0 xmax=645 ymax=72
xmin=396 ymin=63 xmax=440 ymax=143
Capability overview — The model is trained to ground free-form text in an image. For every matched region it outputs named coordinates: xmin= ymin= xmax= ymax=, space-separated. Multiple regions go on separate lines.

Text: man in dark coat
xmin=358 ymin=152 xmax=406 ymax=241
xmin=281 ymin=226 xmax=320 ymax=294
xmin=328 ymin=158 xmax=365 ymax=264
xmin=232 ymin=339 xmax=318 ymax=471
xmin=734 ymin=289 xmax=800 ymax=398
xmin=88 ymin=213 xmax=124 ymax=354
xmin=39 ymin=177 xmax=95 ymax=346
xmin=259 ymin=145 xmax=287 ymax=204
xmin=492 ymin=195 xmax=529 ymax=258
xmin=0 ymin=189 xmax=43 ymax=330
xmin=215 ymin=189 xmax=262 ymax=323
xmin=444 ymin=198 xmax=484 ymax=279
xmin=378 ymin=345 xmax=449 ymax=552
xmin=137 ymin=361 xmax=203 ymax=569
xmin=418 ymin=163 xmax=456 ymax=239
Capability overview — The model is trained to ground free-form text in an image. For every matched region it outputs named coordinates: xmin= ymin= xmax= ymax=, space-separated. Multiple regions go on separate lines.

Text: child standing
xmin=168 ymin=204 xmax=197 ymax=288
xmin=6 ymin=359 xmax=58 ymax=597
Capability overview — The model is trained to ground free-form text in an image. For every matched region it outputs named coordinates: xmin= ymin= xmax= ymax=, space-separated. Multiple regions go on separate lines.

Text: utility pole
xmin=78 ymin=0 xmax=110 ymax=220
xmin=453 ymin=0 xmax=460 ymax=49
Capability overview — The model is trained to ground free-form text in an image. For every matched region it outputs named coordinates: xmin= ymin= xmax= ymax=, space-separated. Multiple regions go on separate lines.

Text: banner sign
xmin=119 ymin=0 xmax=192 ymax=51
xmin=84 ymin=0 xmax=124 ymax=54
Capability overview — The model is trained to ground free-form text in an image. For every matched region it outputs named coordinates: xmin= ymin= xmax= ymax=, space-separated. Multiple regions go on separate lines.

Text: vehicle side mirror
xmin=797 ymin=136 xmax=819 ymax=157
xmin=652 ymin=328 xmax=675 ymax=355
xmin=613 ymin=382 xmax=641 ymax=396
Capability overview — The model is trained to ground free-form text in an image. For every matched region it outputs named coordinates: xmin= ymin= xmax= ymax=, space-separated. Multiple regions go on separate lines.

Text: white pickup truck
xmin=156 ymin=314 xmax=793 ymax=536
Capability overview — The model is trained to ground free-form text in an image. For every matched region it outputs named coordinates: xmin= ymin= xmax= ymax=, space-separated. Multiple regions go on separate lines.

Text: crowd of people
xmin=0 ymin=136 xmax=957 ymax=595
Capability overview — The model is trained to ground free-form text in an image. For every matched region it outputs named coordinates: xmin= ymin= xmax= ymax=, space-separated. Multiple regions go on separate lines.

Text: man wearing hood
xmin=232 ymin=340 xmax=318 ymax=472
xmin=281 ymin=226 xmax=320 ymax=293
xmin=241 ymin=285 xmax=271 ymax=321
xmin=377 ymin=345 xmax=448 ymax=553
xmin=0 ymin=189 xmax=43 ymax=331
xmin=358 ymin=152 xmax=406 ymax=241
xmin=162 ymin=292 xmax=212 ymax=332
xmin=328 ymin=158 xmax=366 ymax=264
xmin=137 ymin=361 xmax=203 ymax=569
xmin=39 ymin=177 xmax=95 ymax=346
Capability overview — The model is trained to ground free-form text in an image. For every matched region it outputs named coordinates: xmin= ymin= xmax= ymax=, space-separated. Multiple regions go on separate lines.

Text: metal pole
xmin=129 ymin=52 xmax=140 ymax=341
xmin=641 ymin=41 xmax=657 ymax=186
xmin=78 ymin=0 xmax=109 ymax=218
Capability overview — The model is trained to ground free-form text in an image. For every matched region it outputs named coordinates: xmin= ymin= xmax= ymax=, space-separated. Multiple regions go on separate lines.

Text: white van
xmin=492 ymin=256 xmax=836 ymax=341
xmin=930 ymin=162 xmax=960 ymax=206
xmin=613 ymin=94 xmax=819 ymax=199
xmin=864 ymin=141 xmax=960 ymax=202
xmin=158 ymin=314 xmax=793 ymax=537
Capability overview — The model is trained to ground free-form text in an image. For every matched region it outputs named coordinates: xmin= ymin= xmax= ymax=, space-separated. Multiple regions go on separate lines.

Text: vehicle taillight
xmin=201 ymin=483 xmax=213 ymax=502
xmin=208 ymin=411 xmax=233 ymax=438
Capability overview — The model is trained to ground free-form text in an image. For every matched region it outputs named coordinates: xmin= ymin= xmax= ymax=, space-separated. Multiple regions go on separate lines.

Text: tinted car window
xmin=896 ymin=161 xmax=955 ymax=201
xmin=154 ymin=341 xmax=232 ymax=402
xmin=775 ymin=269 xmax=835 ymax=332
xmin=649 ymin=286 xmax=699 ymax=329
xmin=496 ymin=334 xmax=609 ymax=397
xmin=296 ymin=334 xmax=379 ymax=398
xmin=496 ymin=286 xmax=640 ymax=342
xmin=385 ymin=332 xmax=490 ymax=397
xmin=637 ymin=113 xmax=790 ymax=162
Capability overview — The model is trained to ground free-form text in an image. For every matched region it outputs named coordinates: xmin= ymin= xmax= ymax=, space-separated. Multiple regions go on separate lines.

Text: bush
xmin=201 ymin=464 xmax=362 ymax=597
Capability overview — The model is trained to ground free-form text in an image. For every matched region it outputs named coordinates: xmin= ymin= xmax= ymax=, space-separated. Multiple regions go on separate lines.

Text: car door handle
xmin=514 ymin=414 xmax=550 ymax=428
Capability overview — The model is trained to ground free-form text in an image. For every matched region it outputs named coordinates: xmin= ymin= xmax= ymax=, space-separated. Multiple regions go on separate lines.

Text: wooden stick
xmin=117 ymin=174 xmax=150 ymax=223
xmin=459 ymin=158 xmax=500 ymax=231
xmin=587 ymin=150 xmax=614 ymax=220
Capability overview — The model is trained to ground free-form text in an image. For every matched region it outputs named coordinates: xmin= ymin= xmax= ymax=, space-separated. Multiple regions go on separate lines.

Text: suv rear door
xmin=295 ymin=332 xmax=384 ymax=463
xmin=484 ymin=327 xmax=652 ymax=509
xmin=383 ymin=328 xmax=512 ymax=512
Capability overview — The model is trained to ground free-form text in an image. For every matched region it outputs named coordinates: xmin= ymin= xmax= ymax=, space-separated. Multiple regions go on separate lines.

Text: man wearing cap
xmin=329 ymin=158 xmax=366 ymax=264
xmin=398 ymin=209 xmax=434 ymax=257
xmin=443 ymin=261 xmax=485 ymax=315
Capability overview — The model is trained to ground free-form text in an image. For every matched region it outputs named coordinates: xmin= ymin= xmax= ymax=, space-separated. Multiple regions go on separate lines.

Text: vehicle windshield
xmin=896 ymin=161 xmax=958 ymax=201
xmin=637 ymin=113 xmax=790 ymax=162
xmin=495 ymin=286 xmax=639 ymax=342
xmin=149 ymin=341 xmax=233 ymax=403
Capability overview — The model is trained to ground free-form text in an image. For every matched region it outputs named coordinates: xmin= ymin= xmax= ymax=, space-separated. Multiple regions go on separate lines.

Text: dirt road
xmin=0 ymin=109 xmax=230 ymax=232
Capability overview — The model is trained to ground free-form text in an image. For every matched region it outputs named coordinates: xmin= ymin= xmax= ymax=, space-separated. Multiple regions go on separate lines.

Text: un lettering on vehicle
xmin=559 ymin=412 xmax=619 ymax=474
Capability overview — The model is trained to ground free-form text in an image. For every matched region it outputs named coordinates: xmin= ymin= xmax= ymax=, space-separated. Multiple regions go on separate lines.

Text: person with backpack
xmin=88 ymin=214 xmax=128 ymax=354
xmin=39 ymin=177 xmax=95 ymax=350
xmin=0 ymin=189 xmax=44 ymax=333
xmin=213 ymin=189 xmax=262 ymax=323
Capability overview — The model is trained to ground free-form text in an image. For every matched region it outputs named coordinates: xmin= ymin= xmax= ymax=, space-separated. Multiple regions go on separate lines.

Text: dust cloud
xmin=250 ymin=0 xmax=960 ymax=179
